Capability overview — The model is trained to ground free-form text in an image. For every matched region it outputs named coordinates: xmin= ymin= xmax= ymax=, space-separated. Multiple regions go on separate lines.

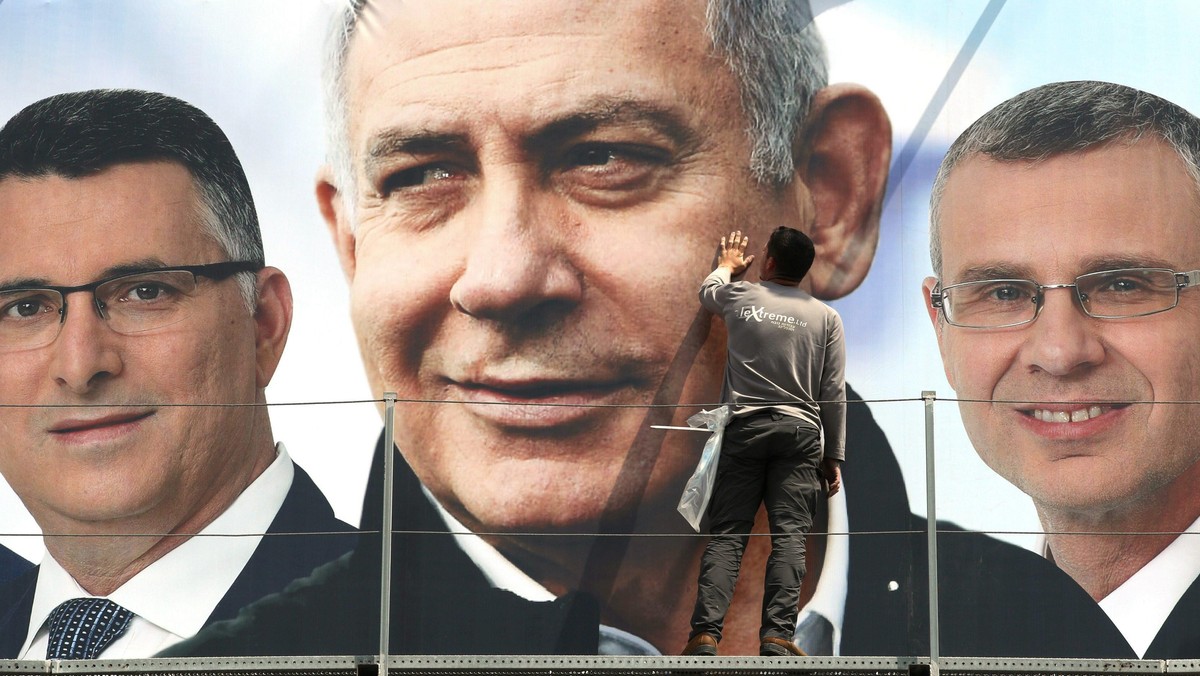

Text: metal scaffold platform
xmin=4 ymin=655 xmax=1200 ymax=676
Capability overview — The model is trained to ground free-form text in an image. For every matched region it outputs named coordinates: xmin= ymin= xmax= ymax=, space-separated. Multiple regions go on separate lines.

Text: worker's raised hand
xmin=719 ymin=230 xmax=755 ymax=276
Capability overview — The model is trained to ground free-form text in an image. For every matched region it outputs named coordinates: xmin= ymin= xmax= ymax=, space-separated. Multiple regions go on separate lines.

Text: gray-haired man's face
xmin=321 ymin=0 xmax=808 ymax=537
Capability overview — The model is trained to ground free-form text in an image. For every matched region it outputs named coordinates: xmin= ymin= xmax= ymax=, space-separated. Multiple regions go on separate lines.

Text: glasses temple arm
xmin=1177 ymin=270 xmax=1200 ymax=289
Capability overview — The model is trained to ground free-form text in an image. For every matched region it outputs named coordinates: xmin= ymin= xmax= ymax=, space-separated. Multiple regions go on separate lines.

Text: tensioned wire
xmin=0 ymin=394 xmax=1192 ymax=539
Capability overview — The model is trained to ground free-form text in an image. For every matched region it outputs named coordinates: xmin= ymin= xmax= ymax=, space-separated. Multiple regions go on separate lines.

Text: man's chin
xmin=1017 ymin=473 xmax=1138 ymax=520
xmin=455 ymin=490 xmax=620 ymax=536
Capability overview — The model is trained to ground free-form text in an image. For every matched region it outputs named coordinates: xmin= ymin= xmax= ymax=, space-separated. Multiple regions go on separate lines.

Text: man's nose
xmin=448 ymin=180 xmax=583 ymax=321
xmin=1019 ymin=286 xmax=1105 ymax=376
xmin=48 ymin=295 xmax=123 ymax=394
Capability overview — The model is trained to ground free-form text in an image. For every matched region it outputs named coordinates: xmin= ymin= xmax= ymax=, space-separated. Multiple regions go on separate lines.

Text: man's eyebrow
xmin=1077 ymin=255 xmax=1179 ymax=273
xmin=100 ymin=259 xmax=172 ymax=279
xmin=0 ymin=258 xmax=168 ymax=293
xmin=528 ymin=99 xmax=699 ymax=150
xmin=947 ymin=256 xmax=1188 ymax=286
xmin=364 ymin=130 xmax=470 ymax=173
xmin=360 ymin=99 xmax=699 ymax=176
xmin=949 ymin=264 xmax=1036 ymax=284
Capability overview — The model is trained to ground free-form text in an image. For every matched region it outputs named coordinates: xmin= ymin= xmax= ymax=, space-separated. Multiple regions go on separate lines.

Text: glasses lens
xmin=1076 ymin=268 xmax=1179 ymax=318
xmin=942 ymin=279 xmax=1039 ymax=328
xmin=0 ymin=289 xmax=64 ymax=350
xmin=95 ymin=270 xmax=199 ymax=334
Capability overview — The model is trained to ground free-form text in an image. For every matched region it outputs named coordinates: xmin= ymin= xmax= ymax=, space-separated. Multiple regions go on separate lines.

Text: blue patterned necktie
xmin=45 ymin=598 xmax=134 ymax=660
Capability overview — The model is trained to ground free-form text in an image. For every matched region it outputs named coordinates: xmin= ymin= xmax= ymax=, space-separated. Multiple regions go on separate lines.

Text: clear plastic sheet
xmin=676 ymin=405 xmax=731 ymax=532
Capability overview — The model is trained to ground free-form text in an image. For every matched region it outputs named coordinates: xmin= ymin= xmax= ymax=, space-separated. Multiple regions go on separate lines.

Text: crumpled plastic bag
xmin=676 ymin=405 xmax=731 ymax=532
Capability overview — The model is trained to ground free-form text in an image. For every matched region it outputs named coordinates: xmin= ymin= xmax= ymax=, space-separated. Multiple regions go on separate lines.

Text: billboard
xmin=1 ymin=0 xmax=1198 ymax=661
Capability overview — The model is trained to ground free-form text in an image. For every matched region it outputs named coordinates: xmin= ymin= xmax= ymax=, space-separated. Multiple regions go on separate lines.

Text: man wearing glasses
xmin=0 ymin=89 xmax=354 ymax=659
xmin=924 ymin=80 xmax=1200 ymax=658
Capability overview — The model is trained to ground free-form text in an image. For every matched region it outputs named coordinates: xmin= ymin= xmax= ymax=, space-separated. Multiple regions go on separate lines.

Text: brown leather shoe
xmin=759 ymin=636 xmax=807 ymax=656
xmin=681 ymin=633 xmax=718 ymax=656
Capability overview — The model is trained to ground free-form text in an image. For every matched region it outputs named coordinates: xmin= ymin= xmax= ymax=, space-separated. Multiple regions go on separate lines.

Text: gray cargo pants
xmin=688 ymin=410 xmax=823 ymax=642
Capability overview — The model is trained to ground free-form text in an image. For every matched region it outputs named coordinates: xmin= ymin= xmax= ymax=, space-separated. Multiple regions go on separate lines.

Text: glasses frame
xmin=930 ymin=267 xmax=1200 ymax=329
xmin=0 ymin=260 xmax=263 ymax=330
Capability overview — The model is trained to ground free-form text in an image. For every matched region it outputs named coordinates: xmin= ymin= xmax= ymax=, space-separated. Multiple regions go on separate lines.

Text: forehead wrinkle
xmin=350 ymin=24 xmax=610 ymax=91
xmin=1076 ymin=254 xmax=1180 ymax=274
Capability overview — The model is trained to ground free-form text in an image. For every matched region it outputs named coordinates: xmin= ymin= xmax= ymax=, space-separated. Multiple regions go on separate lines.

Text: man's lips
xmin=446 ymin=377 xmax=640 ymax=429
xmin=1011 ymin=400 xmax=1133 ymax=439
xmin=455 ymin=377 xmax=633 ymax=400
xmin=48 ymin=410 xmax=155 ymax=435
xmin=1026 ymin=403 xmax=1129 ymax=424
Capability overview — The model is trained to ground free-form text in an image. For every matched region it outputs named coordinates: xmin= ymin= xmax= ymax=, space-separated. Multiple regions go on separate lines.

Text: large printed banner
xmin=1 ymin=0 xmax=1199 ymax=661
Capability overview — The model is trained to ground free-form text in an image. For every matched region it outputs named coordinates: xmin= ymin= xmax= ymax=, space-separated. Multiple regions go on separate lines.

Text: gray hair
xmin=929 ymin=80 xmax=1200 ymax=277
xmin=321 ymin=0 xmax=828 ymax=215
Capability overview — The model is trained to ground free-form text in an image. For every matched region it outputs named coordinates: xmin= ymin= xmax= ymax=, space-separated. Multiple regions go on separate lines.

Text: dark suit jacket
xmin=840 ymin=387 xmax=1200 ymax=659
xmin=838 ymin=389 xmax=1138 ymax=658
xmin=0 ymin=546 xmax=31 ymax=586
xmin=161 ymin=432 xmax=600 ymax=657
xmin=0 ymin=464 xmax=354 ymax=658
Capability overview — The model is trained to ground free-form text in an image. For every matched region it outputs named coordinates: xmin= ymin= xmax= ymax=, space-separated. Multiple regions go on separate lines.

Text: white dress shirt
xmin=1036 ymin=513 xmax=1200 ymax=658
xmin=1097 ymin=514 xmax=1200 ymax=657
xmin=19 ymin=443 xmax=293 ymax=659
xmin=429 ymin=484 xmax=851 ymax=655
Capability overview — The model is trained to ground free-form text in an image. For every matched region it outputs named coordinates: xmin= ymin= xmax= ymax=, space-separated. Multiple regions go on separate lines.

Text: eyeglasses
xmin=930 ymin=267 xmax=1200 ymax=329
xmin=0 ymin=261 xmax=263 ymax=351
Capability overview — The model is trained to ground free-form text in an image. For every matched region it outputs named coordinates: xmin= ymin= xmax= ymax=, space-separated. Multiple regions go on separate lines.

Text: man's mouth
xmin=1024 ymin=403 xmax=1129 ymax=424
xmin=447 ymin=376 xmax=641 ymax=430
xmin=458 ymin=378 xmax=631 ymax=399
xmin=1031 ymin=406 xmax=1104 ymax=423
xmin=49 ymin=410 xmax=155 ymax=435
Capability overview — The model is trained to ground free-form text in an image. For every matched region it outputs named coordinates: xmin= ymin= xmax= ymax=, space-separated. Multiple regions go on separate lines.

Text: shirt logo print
xmin=738 ymin=305 xmax=768 ymax=322
xmin=736 ymin=305 xmax=808 ymax=330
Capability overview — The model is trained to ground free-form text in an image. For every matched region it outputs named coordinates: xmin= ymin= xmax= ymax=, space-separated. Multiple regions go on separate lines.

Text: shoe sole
xmin=759 ymin=638 xmax=806 ymax=656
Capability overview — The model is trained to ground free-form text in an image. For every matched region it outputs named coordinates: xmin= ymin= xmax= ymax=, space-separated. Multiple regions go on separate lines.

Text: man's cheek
xmin=362 ymin=327 xmax=417 ymax=386
xmin=940 ymin=334 xmax=973 ymax=393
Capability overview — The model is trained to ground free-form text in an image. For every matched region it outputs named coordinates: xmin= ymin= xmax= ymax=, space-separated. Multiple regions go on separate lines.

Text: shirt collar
xmin=1095 ymin=512 xmax=1200 ymax=657
xmin=425 ymin=484 xmax=556 ymax=602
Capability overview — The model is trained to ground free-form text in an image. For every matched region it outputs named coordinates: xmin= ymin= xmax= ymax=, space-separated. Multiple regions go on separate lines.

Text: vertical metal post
xmin=922 ymin=391 xmax=940 ymax=676
xmin=379 ymin=392 xmax=397 ymax=674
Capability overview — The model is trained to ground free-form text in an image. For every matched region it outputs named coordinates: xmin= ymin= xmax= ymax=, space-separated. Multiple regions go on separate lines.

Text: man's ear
xmin=760 ymin=255 xmax=776 ymax=281
xmin=794 ymin=83 xmax=892 ymax=300
xmin=253 ymin=267 xmax=294 ymax=388
xmin=922 ymin=275 xmax=956 ymax=389
xmin=316 ymin=165 xmax=356 ymax=282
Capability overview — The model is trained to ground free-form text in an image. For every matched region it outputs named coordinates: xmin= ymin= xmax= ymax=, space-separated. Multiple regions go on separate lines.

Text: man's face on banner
xmin=926 ymin=139 xmax=1200 ymax=519
xmin=325 ymin=0 xmax=800 ymax=535
xmin=0 ymin=162 xmax=268 ymax=538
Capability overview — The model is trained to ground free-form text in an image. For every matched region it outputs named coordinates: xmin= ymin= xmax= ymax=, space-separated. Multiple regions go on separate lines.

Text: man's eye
xmin=559 ymin=143 xmax=669 ymax=196
xmin=987 ymin=284 xmax=1028 ymax=302
xmin=1104 ymin=277 xmax=1144 ymax=293
xmin=565 ymin=144 xmax=662 ymax=169
xmin=1 ymin=297 xmax=54 ymax=320
xmin=573 ymin=147 xmax=619 ymax=167
xmin=381 ymin=165 xmax=459 ymax=193
xmin=133 ymin=284 xmax=164 ymax=301
xmin=114 ymin=282 xmax=178 ymax=304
